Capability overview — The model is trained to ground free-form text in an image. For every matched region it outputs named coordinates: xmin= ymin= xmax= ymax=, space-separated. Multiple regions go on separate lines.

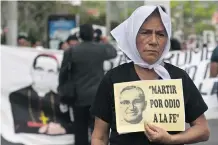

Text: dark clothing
xmin=91 ymin=62 xmax=208 ymax=145
xmin=170 ymin=38 xmax=181 ymax=51
xmin=61 ymin=42 xmax=117 ymax=107
xmin=73 ymin=105 xmax=93 ymax=145
xmin=60 ymin=42 xmax=117 ymax=145
xmin=211 ymin=46 xmax=218 ymax=98
xmin=211 ymin=46 xmax=218 ymax=62
xmin=58 ymin=48 xmax=77 ymax=106
xmin=9 ymin=86 xmax=73 ymax=134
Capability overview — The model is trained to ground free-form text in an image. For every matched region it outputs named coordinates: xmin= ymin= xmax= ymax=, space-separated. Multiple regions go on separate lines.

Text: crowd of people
xmin=16 ymin=35 xmax=43 ymax=48
xmin=57 ymin=28 xmax=107 ymax=51
xmin=0 ymin=26 xmax=109 ymax=52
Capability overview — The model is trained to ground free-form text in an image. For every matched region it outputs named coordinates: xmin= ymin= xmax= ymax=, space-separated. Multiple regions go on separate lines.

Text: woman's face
xmin=136 ymin=11 xmax=168 ymax=65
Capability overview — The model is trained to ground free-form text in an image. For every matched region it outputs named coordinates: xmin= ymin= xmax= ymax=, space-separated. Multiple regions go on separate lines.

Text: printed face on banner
xmin=119 ymin=86 xmax=146 ymax=124
xmin=114 ymin=79 xmax=185 ymax=134
xmin=3 ymin=50 xmax=74 ymax=137
xmin=31 ymin=56 xmax=59 ymax=91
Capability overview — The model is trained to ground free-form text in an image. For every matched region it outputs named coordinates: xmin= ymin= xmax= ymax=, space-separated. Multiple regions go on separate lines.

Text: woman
xmin=91 ymin=5 xmax=210 ymax=145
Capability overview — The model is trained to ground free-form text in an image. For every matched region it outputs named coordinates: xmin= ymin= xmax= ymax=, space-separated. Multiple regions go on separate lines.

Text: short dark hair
xmin=32 ymin=54 xmax=60 ymax=71
xmin=17 ymin=35 xmax=28 ymax=41
xmin=94 ymin=29 xmax=102 ymax=42
xmin=79 ymin=24 xmax=94 ymax=41
xmin=67 ymin=35 xmax=78 ymax=43
xmin=120 ymin=86 xmax=145 ymax=101
xmin=94 ymin=29 xmax=102 ymax=36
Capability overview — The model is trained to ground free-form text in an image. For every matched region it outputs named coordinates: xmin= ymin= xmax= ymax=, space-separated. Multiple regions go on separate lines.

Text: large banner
xmin=163 ymin=47 xmax=218 ymax=119
xmin=1 ymin=45 xmax=217 ymax=144
xmin=1 ymin=46 xmax=74 ymax=145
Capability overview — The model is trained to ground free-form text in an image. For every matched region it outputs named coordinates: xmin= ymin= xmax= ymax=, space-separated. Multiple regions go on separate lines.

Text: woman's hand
xmin=144 ymin=123 xmax=172 ymax=144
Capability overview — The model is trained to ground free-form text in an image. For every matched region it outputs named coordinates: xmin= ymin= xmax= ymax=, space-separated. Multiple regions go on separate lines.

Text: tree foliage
xmin=171 ymin=1 xmax=217 ymax=36
xmin=1 ymin=1 xmax=216 ymax=45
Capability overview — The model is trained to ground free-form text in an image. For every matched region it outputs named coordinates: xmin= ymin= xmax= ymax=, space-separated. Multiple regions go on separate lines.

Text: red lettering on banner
xmin=27 ymin=121 xmax=43 ymax=127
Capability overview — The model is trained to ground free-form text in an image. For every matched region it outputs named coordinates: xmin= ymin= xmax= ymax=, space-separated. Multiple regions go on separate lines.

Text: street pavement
xmin=190 ymin=106 xmax=218 ymax=145
xmin=190 ymin=119 xmax=218 ymax=145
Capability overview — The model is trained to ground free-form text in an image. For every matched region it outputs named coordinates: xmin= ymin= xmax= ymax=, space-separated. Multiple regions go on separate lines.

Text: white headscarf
xmin=111 ymin=5 xmax=171 ymax=79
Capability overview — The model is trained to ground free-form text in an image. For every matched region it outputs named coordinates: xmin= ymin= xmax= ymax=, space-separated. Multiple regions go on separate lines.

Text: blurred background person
xmin=171 ymin=37 xmax=182 ymax=51
xmin=210 ymin=45 xmax=218 ymax=104
xmin=93 ymin=28 xmax=109 ymax=44
xmin=1 ymin=27 xmax=8 ymax=44
xmin=67 ymin=34 xmax=79 ymax=47
xmin=29 ymin=38 xmax=44 ymax=49
xmin=58 ymin=41 xmax=69 ymax=51
xmin=32 ymin=40 xmax=42 ymax=48
xmin=93 ymin=29 xmax=102 ymax=43
xmin=210 ymin=45 xmax=218 ymax=78
xmin=17 ymin=35 xmax=30 ymax=47
xmin=186 ymin=35 xmax=198 ymax=50
xmin=58 ymin=23 xmax=117 ymax=145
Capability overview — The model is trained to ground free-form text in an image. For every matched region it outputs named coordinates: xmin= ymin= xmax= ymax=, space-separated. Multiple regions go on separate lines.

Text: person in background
xmin=170 ymin=37 xmax=182 ymax=51
xmin=94 ymin=29 xmax=103 ymax=43
xmin=67 ymin=35 xmax=79 ymax=47
xmin=29 ymin=39 xmax=43 ymax=49
xmin=203 ymin=43 xmax=208 ymax=48
xmin=17 ymin=35 xmax=30 ymax=47
xmin=58 ymin=41 xmax=70 ymax=51
xmin=1 ymin=27 xmax=7 ymax=44
xmin=58 ymin=23 xmax=117 ymax=145
xmin=210 ymin=45 xmax=218 ymax=77
xmin=186 ymin=35 xmax=197 ymax=50
xmin=94 ymin=29 xmax=109 ymax=44
xmin=181 ymin=42 xmax=187 ymax=50
xmin=32 ymin=40 xmax=42 ymax=48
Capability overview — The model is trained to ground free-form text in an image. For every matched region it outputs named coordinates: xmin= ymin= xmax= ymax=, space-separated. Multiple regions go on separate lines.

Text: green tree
xmin=171 ymin=1 xmax=217 ymax=37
